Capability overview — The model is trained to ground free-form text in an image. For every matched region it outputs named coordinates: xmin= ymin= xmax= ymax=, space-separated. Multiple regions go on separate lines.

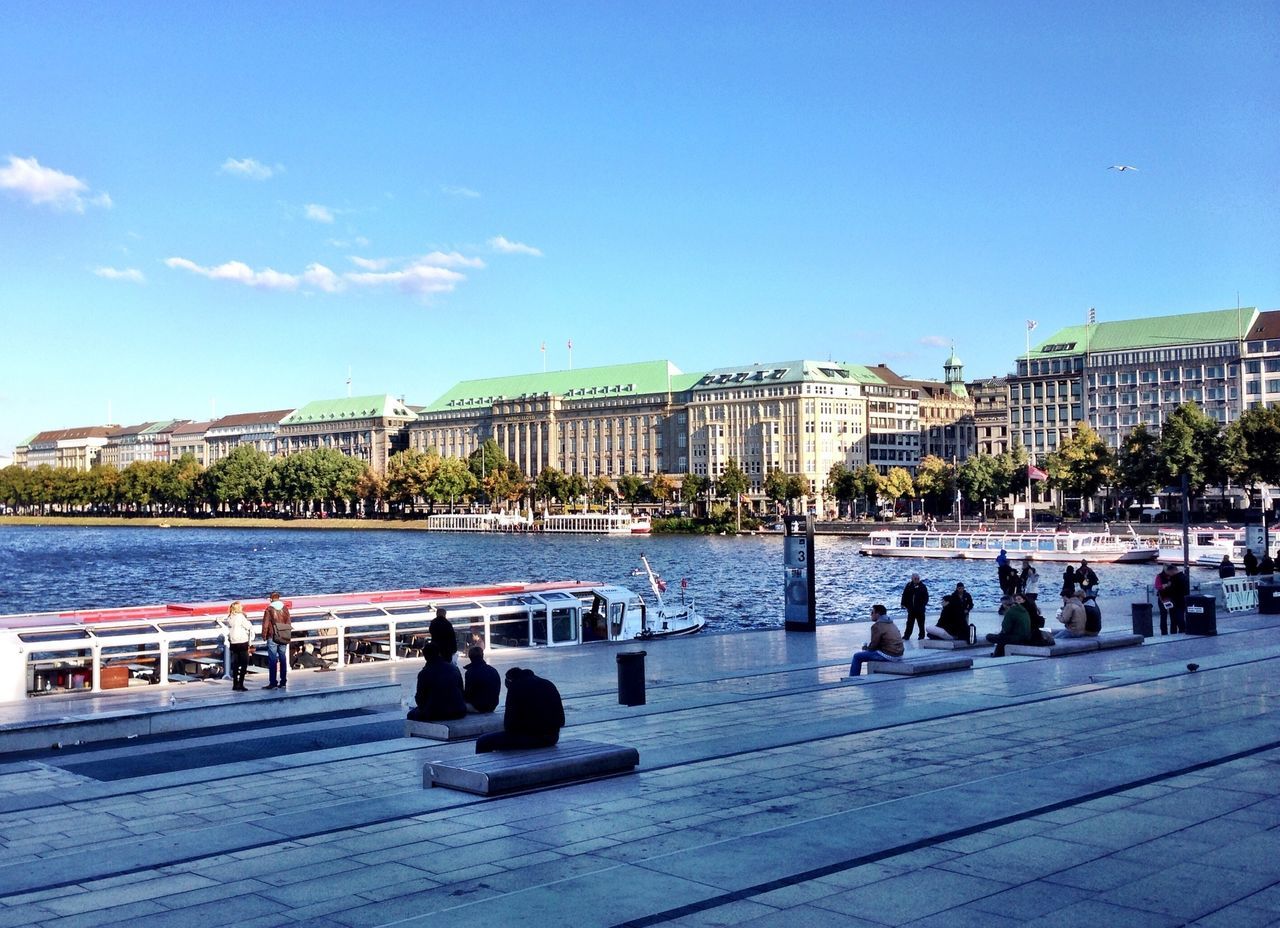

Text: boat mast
xmin=641 ymin=555 xmax=667 ymax=613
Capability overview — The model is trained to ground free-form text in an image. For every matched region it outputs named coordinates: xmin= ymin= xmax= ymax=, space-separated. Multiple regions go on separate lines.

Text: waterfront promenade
xmin=2 ymin=601 xmax=1280 ymax=927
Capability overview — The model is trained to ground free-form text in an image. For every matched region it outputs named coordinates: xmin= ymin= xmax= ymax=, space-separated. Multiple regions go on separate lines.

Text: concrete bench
xmin=423 ymin=739 xmax=640 ymax=795
xmin=868 ymin=655 xmax=973 ymax=675
xmin=921 ymin=638 xmax=984 ymax=651
xmin=1096 ymin=632 xmax=1144 ymax=650
xmin=1005 ymin=637 xmax=1101 ymax=657
xmin=404 ymin=712 xmax=503 ymax=742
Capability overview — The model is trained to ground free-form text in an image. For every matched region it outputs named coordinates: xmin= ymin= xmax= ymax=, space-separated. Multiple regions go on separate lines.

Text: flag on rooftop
xmin=1027 ymin=320 xmax=1038 ymax=331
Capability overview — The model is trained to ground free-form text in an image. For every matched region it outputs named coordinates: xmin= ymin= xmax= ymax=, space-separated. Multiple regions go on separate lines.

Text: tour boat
xmin=540 ymin=512 xmax=652 ymax=534
xmin=0 ymin=558 xmax=701 ymax=702
xmin=859 ymin=528 xmax=1159 ymax=563
xmin=427 ymin=512 xmax=534 ymax=532
xmin=1155 ymin=526 xmax=1248 ymax=566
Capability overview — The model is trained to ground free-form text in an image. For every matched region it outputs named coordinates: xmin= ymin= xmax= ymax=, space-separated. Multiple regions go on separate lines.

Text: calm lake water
xmin=0 ymin=525 xmax=1175 ymax=629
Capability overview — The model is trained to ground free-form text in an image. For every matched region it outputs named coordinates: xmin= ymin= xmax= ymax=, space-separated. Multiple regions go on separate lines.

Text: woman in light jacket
xmin=226 ymin=601 xmax=254 ymax=691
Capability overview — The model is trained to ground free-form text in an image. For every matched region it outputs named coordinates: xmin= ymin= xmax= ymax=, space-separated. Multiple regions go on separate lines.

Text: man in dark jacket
xmin=900 ymin=574 xmax=930 ymax=640
xmin=430 ymin=609 xmax=458 ymax=662
xmin=1076 ymin=560 xmax=1099 ymax=596
xmin=407 ymin=647 xmax=467 ymax=722
xmin=476 ymin=668 xmax=565 ymax=753
xmin=462 ymin=646 xmax=501 ymax=713
xmin=1160 ymin=564 xmax=1189 ymax=634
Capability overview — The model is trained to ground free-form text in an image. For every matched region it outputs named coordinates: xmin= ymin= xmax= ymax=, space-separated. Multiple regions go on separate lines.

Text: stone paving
xmin=1 ymin=604 xmax=1279 ymax=926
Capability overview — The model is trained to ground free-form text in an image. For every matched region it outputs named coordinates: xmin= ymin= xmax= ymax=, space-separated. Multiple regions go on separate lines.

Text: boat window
xmin=610 ymin=602 xmax=625 ymax=637
xmin=896 ymin=536 xmax=910 ymax=547
xmin=167 ymin=636 xmax=225 ymax=680
xmin=90 ymin=624 xmax=159 ymax=638
xmin=530 ymin=610 xmax=548 ymax=646
xmin=925 ymin=536 xmax=940 ymax=548
xmin=941 ymin=536 xmax=955 ymax=548
xmin=17 ymin=629 xmax=91 ymax=642
xmin=385 ymin=605 xmax=434 ymax=617
xmin=330 ymin=607 xmax=390 ymax=621
xmin=489 ymin=606 xmax=532 ymax=649
xmin=1038 ymin=539 xmax=1056 ymax=551
xmin=27 ymin=647 xmax=95 ymax=694
xmin=1056 ymin=538 xmax=1069 ymax=551
xmin=551 ymin=607 xmax=577 ymax=644
xmin=957 ymin=537 xmax=971 ymax=549
xmin=344 ymin=623 xmax=392 ymax=663
xmin=155 ymin=621 xmax=222 ymax=633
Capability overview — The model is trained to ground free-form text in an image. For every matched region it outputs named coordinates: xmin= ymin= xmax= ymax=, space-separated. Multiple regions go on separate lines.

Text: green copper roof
xmin=694 ymin=360 xmax=886 ymax=388
xmin=282 ymin=394 xmax=414 ymax=424
xmin=1028 ymin=307 xmax=1258 ymax=359
xmin=424 ymin=361 xmax=690 ymax=412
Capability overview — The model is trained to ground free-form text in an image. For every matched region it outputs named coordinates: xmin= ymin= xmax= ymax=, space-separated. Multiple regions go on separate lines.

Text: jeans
xmin=267 ymin=639 xmax=289 ymax=686
xmin=850 ymin=649 xmax=899 ymax=676
xmin=904 ymin=612 xmax=926 ymax=639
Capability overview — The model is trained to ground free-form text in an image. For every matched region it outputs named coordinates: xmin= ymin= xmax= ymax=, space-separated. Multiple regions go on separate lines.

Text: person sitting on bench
xmin=1054 ymin=590 xmax=1093 ymax=638
xmin=926 ymin=593 xmax=970 ymax=641
xmin=407 ymin=644 xmax=467 ymax=722
xmin=463 ymin=645 xmax=501 ymax=713
xmin=987 ymin=594 xmax=1037 ymax=656
xmin=475 ymin=667 xmax=566 ymax=753
xmin=849 ymin=604 xmax=904 ymax=676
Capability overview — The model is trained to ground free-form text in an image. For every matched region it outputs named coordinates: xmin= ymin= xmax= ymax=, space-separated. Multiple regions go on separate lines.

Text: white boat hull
xmin=859 ymin=529 xmax=1159 ymax=564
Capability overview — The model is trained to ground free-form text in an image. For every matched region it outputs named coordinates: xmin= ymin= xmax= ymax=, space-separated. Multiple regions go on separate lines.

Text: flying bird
xmin=1109 ymin=165 xmax=1139 ymax=172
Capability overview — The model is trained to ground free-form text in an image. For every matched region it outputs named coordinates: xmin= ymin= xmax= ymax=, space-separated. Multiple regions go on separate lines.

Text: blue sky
xmin=2 ymin=1 xmax=1277 ymax=457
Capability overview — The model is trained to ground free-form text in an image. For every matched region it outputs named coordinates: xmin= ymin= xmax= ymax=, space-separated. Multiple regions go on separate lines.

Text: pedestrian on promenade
xmin=225 ymin=601 xmax=253 ymax=692
xmin=1261 ymin=553 xmax=1277 ymax=576
xmin=952 ymin=582 xmax=974 ymax=616
xmin=1019 ymin=561 xmax=1041 ymax=624
xmin=1218 ymin=556 xmax=1236 ymax=579
xmin=261 ymin=592 xmax=291 ymax=690
xmin=988 ymin=594 xmax=1037 ymax=657
xmin=900 ymin=573 xmax=930 ymax=640
xmin=1054 ymin=590 xmax=1092 ymax=639
xmin=1076 ymin=560 xmax=1099 ymax=598
xmin=1060 ymin=564 xmax=1077 ymax=604
xmin=926 ymin=594 xmax=970 ymax=642
xmin=476 ymin=667 xmax=565 ymax=753
xmin=463 ymin=645 xmax=501 ymax=713
xmin=1243 ymin=549 xmax=1259 ymax=576
xmin=407 ymin=644 xmax=467 ymax=722
xmin=849 ymin=604 xmax=905 ymax=676
xmin=1160 ymin=564 xmax=1189 ymax=635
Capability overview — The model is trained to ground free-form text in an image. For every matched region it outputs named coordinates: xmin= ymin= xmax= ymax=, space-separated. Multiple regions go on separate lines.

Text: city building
xmin=277 ymin=395 xmax=416 ymax=474
xmin=1010 ymin=307 xmax=1257 ymax=456
xmin=969 ymin=376 xmax=1010 ymax=457
xmin=864 ymin=364 xmax=922 ymax=474
xmin=205 ymin=409 xmax=295 ymax=464
xmin=1242 ymin=310 xmax=1280 ymax=410
xmin=100 ymin=421 xmax=178 ymax=469
xmin=16 ymin=426 xmax=114 ymax=471
xmin=169 ymin=420 xmax=212 ymax=466
xmin=686 ymin=360 xmax=877 ymax=503
xmin=411 ymin=361 xmax=700 ymax=479
xmin=904 ymin=348 xmax=976 ymax=462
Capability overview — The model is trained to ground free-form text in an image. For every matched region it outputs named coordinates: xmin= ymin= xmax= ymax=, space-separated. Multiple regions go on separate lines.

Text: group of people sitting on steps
xmin=406 ymin=608 xmax=565 ymax=753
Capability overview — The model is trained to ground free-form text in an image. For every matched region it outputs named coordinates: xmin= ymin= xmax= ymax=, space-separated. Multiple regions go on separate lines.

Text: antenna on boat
xmin=640 ymin=555 xmax=667 ymax=610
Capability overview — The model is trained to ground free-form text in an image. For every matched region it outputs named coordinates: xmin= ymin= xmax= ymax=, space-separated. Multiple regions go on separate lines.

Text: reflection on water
xmin=0 ymin=525 xmax=1176 ymax=630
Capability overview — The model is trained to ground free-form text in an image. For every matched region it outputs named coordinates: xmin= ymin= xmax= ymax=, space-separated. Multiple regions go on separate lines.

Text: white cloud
xmin=919 ymin=335 xmax=950 ymax=348
xmin=93 ymin=266 xmax=146 ymax=284
xmin=349 ymin=255 xmax=392 ymax=271
xmin=219 ymin=157 xmax=277 ymax=180
xmin=347 ymin=264 xmax=466 ymax=296
xmin=488 ymin=235 xmax=543 ymax=256
xmin=416 ymin=251 xmax=486 ymax=269
xmin=441 ymin=184 xmax=480 ymax=198
xmin=165 ymin=257 xmax=299 ymax=290
xmin=0 ymin=156 xmax=111 ymax=213
xmin=304 ymin=203 xmax=335 ymax=223
xmin=302 ymin=262 xmax=344 ymax=292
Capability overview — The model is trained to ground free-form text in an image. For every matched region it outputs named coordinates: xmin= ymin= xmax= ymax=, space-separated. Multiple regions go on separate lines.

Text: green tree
xmin=354 ymin=467 xmax=386 ymax=516
xmin=913 ymin=455 xmax=954 ymax=515
xmin=589 ymin=476 xmax=616 ymax=506
xmin=1227 ymin=406 xmax=1280 ymax=501
xmin=1044 ymin=423 xmax=1113 ymax=514
xmin=534 ymin=467 xmax=565 ymax=507
xmin=167 ymin=453 xmax=204 ymax=515
xmin=824 ymin=463 xmax=853 ymax=516
xmin=1159 ymin=402 xmax=1225 ymax=498
xmin=386 ymin=447 xmax=439 ymax=513
xmin=680 ymin=473 xmax=708 ymax=515
xmin=717 ymin=458 xmax=749 ymax=504
xmin=1115 ymin=424 xmax=1163 ymax=506
xmin=561 ymin=473 xmax=587 ymax=507
xmin=206 ymin=444 xmax=273 ymax=511
xmin=617 ymin=475 xmax=646 ymax=504
xmin=426 ymin=456 xmax=476 ymax=509
xmin=878 ymin=467 xmax=915 ymax=511
xmin=649 ymin=472 xmax=674 ymax=503
xmin=850 ymin=465 xmax=881 ymax=517
xmin=956 ymin=455 xmax=998 ymax=515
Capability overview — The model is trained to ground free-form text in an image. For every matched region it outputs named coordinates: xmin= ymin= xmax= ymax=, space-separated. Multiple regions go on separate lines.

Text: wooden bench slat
xmin=404 ymin=713 xmax=504 ymax=742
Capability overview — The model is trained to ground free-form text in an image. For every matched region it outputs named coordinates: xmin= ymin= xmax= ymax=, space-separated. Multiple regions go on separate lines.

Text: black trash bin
xmin=1130 ymin=602 xmax=1153 ymax=637
xmin=1258 ymin=582 xmax=1280 ymax=615
xmin=616 ymin=650 xmax=647 ymax=706
xmin=1185 ymin=594 xmax=1217 ymax=636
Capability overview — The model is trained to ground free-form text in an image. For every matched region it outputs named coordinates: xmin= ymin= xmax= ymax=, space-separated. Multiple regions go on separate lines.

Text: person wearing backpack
xmin=262 ymin=591 xmax=292 ymax=690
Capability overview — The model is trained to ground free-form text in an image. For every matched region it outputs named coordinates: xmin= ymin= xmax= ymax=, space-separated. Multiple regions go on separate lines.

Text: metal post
xmin=1181 ymin=472 xmax=1191 ymax=576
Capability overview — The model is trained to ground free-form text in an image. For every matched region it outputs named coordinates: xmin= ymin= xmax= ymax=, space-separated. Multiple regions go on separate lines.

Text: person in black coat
xmin=927 ymin=594 xmax=970 ymax=642
xmin=1218 ymin=556 xmax=1236 ymax=579
xmin=1160 ymin=564 xmax=1189 ymax=634
xmin=476 ymin=667 xmax=566 ymax=753
xmin=1076 ymin=560 xmax=1099 ymax=597
xmin=1060 ymin=565 xmax=1077 ymax=602
xmin=462 ymin=646 xmax=501 ymax=713
xmin=407 ymin=647 xmax=467 ymax=722
xmin=900 ymin=574 xmax=930 ymax=640
xmin=1243 ymin=549 xmax=1259 ymax=576
xmin=430 ymin=608 xmax=458 ymax=661
xmin=952 ymin=582 xmax=974 ymax=616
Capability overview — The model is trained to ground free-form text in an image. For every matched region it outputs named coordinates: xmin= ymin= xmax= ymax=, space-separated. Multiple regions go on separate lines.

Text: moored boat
xmin=1155 ymin=526 xmax=1247 ymax=566
xmin=540 ymin=512 xmax=652 ymax=534
xmin=0 ymin=561 xmax=701 ymax=701
xmin=426 ymin=512 xmax=534 ymax=532
xmin=859 ymin=528 xmax=1158 ymax=563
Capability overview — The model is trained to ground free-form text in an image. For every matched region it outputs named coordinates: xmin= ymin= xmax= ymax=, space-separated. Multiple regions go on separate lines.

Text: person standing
xmin=1060 ymin=565 xmax=1077 ymax=604
xmin=952 ymin=582 xmax=974 ymax=616
xmin=261 ymin=592 xmax=291 ymax=690
xmin=1261 ymin=553 xmax=1277 ymax=576
xmin=1154 ymin=564 xmax=1170 ymax=635
xmin=1019 ymin=561 xmax=1041 ymax=624
xmin=1218 ymin=555 xmax=1236 ymax=579
xmin=849 ymin=604 xmax=905 ymax=675
xmin=1243 ymin=549 xmax=1259 ymax=577
xmin=900 ymin=574 xmax=930 ymax=640
xmin=225 ymin=601 xmax=253 ymax=692
xmin=1076 ymin=560 xmax=1099 ymax=598
xmin=1161 ymin=564 xmax=1189 ymax=635
xmin=430 ymin=608 xmax=458 ymax=663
